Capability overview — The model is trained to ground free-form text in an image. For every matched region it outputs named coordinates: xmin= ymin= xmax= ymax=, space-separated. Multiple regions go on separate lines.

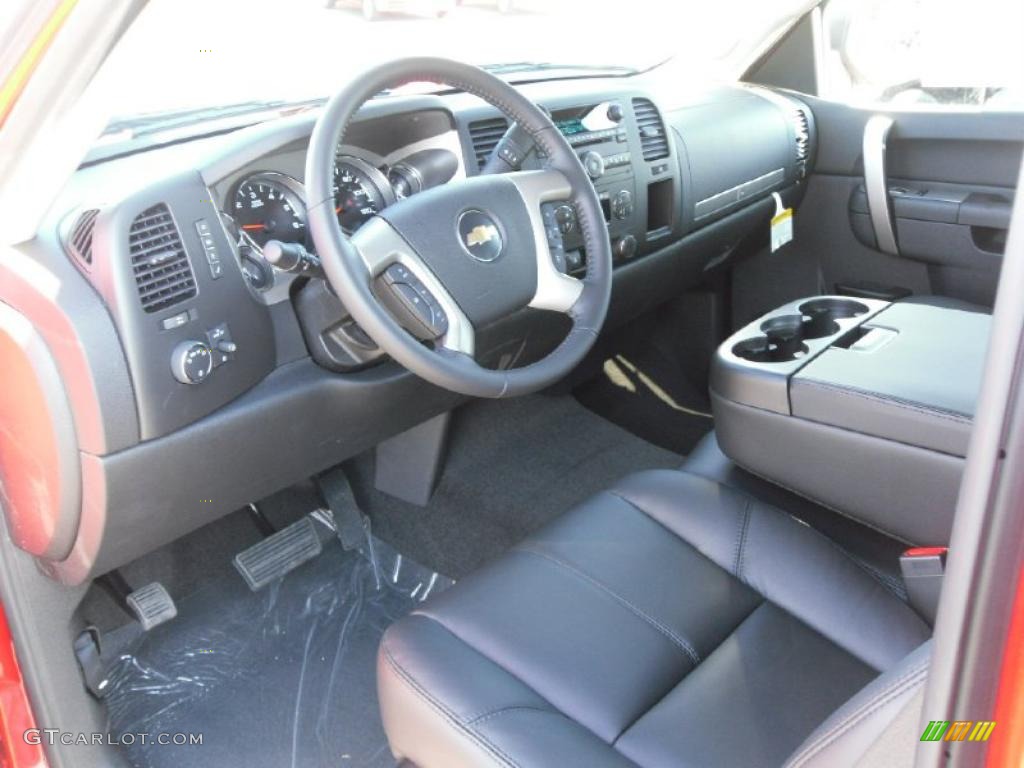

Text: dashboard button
xmin=161 ymin=311 xmax=190 ymax=331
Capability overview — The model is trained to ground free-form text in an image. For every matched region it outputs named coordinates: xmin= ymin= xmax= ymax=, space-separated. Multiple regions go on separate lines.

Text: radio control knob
xmin=606 ymin=103 xmax=624 ymax=123
xmin=171 ymin=341 xmax=213 ymax=384
xmin=581 ymin=151 xmax=605 ymax=180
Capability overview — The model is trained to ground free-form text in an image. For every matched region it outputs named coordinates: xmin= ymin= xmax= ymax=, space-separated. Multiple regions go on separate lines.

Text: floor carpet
xmin=574 ymin=346 xmax=714 ymax=456
xmin=348 ymin=394 xmax=682 ymax=579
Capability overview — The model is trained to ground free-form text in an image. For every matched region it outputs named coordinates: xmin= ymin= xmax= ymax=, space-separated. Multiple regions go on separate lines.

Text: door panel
xmin=795 ymin=98 xmax=1022 ymax=308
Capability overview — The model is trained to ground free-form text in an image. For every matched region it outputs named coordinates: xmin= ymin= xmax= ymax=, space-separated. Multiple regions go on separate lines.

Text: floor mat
xmin=574 ymin=348 xmax=714 ymax=455
xmin=348 ymin=394 xmax=682 ymax=579
xmin=102 ymin=526 xmax=449 ymax=768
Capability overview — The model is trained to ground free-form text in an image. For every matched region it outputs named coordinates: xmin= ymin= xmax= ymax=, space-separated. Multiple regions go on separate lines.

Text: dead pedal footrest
xmin=233 ymin=517 xmax=322 ymax=591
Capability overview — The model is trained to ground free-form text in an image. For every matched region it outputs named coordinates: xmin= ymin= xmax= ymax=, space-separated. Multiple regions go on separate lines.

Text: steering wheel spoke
xmin=351 ymin=216 xmax=475 ymax=355
xmin=504 ymin=170 xmax=584 ymax=314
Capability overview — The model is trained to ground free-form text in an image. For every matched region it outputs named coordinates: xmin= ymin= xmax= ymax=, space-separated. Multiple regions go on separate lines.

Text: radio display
xmin=555 ymin=117 xmax=587 ymax=136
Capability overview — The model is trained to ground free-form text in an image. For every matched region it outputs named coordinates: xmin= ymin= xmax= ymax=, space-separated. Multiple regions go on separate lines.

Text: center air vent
xmin=632 ymin=98 xmax=669 ymax=162
xmin=66 ymin=208 xmax=99 ymax=266
xmin=468 ymin=116 xmax=509 ymax=171
xmin=791 ymin=106 xmax=811 ymax=178
xmin=128 ymin=203 xmax=197 ymax=314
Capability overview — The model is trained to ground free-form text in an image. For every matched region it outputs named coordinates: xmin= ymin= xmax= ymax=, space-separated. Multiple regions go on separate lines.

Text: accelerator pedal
xmin=233 ymin=516 xmax=322 ymax=591
xmin=126 ymin=582 xmax=177 ymax=631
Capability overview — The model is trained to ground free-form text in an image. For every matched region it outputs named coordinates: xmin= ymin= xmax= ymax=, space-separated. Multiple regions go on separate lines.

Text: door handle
xmin=862 ymin=115 xmax=899 ymax=255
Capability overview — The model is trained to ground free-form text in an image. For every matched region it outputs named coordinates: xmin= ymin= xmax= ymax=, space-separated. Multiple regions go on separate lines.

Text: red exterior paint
xmin=988 ymin=564 xmax=1024 ymax=768
xmin=0 ymin=602 xmax=45 ymax=768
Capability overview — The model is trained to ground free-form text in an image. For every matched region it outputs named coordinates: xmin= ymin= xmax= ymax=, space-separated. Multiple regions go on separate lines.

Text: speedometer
xmin=333 ymin=156 xmax=394 ymax=233
xmin=231 ymin=172 xmax=306 ymax=247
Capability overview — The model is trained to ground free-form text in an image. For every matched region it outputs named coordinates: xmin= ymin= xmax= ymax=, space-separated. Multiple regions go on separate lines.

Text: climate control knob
xmin=580 ymin=151 xmax=605 ymax=180
xmin=171 ymin=341 xmax=214 ymax=384
xmin=614 ymin=235 xmax=638 ymax=260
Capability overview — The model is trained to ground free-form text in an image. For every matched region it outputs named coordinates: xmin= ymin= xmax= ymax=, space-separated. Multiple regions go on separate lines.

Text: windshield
xmin=89 ymin=0 xmax=807 ymax=130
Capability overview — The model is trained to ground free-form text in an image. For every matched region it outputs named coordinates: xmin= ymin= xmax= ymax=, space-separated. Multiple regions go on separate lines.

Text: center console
xmin=711 ymin=297 xmax=991 ymax=545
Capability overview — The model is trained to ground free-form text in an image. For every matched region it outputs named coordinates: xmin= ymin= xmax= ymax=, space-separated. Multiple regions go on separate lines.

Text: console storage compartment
xmin=711 ymin=297 xmax=990 ymax=544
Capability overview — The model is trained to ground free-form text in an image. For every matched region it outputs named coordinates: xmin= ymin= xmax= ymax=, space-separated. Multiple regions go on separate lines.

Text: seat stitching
xmin=733 ymin=498 xmax=752 ymax=578
xmin=467 ymin=705 xmax=556 ymax=726
xmin=381 ymin=641 xmax=520 ymax=768
xmin=690 ymin=465 xmax=912 ymax=599
xmin=515 ymin=545 xmax=702 ymax=666
xmin=611 ymin=599 xmax=767 ymax=746
xmin=785 ymin=659 xmax=930 ymax=767
xmin=405 ymin=612 xmax=568 ymax=725
xmin=796 ymin=378 xmax=972 ymax=425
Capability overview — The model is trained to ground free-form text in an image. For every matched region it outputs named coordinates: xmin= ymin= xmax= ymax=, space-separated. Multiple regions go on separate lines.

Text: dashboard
xmin=5 ymin=75 xmax=815 ymax=583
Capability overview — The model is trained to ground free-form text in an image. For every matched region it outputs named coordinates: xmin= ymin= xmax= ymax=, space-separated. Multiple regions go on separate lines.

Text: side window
xmin=821 ymin=0 xmax=1024 ymax=109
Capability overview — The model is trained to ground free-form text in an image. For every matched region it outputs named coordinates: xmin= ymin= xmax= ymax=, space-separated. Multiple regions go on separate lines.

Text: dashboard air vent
xmin=632 ymin=98 xmax=669 ymax=162
xmin=67 ymin=208 xmax=99 ymax=266
xmin=468 ymin=116 xmax=509 ymax=170
xmin=791 ymin=106 xmax=811 ymax=178
xmin=128 ymin=203 xmax=197 ymax=314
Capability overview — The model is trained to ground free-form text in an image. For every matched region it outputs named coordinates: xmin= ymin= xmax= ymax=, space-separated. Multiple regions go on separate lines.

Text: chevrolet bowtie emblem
xmin=465 ymin=224 xmax=498 ymax=248
xmin=457 ymin=210 xmax=504 ymax=262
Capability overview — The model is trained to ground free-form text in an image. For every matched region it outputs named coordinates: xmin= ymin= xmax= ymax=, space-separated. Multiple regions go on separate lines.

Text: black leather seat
xmin=377 ymin=469 xmax=932 ymax=767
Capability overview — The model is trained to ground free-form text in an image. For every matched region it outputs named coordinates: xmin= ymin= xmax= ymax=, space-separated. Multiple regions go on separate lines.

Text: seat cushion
xmin=683 ymin=431 xmax=909 ymax=599
xmin=378 ymin=470 xmax=931 ymax=768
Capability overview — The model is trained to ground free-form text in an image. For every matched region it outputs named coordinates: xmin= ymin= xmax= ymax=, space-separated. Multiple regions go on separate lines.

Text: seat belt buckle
xmin=900 ymin=547 xmax=947 ymax=625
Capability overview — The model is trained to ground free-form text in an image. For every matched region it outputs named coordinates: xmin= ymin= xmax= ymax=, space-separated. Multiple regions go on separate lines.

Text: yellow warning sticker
xmin=771 ymin=207 xmax=793 ymax=252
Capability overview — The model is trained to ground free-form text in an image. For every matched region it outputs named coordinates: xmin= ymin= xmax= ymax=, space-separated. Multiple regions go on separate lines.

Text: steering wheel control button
xmin=171 ymin=341 xmax=214 ymax=384
xmin=382 ymin=264 xmax=449 ymax=339
xmin=554 ymin=205 xmax=576 ymax=234
xmin=457 ymin=209 xmax=504 ymax=263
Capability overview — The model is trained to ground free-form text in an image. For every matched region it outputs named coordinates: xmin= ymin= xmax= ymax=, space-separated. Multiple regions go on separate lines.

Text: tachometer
xmin=231 ymin=172 xmax=306 ymax=247
xmin=333 ymin=156 xmax=394 ymax=233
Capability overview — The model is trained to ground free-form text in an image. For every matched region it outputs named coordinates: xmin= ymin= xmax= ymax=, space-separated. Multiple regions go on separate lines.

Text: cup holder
xmin=798 ymin=298 xmax=869 ymax=338
xmin=733 ymin=315 xmax=811 ymax=363
xmin=731 ymin=298 xmax=871 ymax=364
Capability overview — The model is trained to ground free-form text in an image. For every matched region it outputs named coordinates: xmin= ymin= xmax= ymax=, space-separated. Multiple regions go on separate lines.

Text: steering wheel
xmin=305 ymin=57 xmax=612 ymax=398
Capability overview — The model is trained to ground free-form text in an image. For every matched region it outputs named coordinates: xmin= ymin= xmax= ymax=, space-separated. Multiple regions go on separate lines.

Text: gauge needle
xmin=241 ymin=223 xmax=265 ymax=231
xmin=335 ymin=205 xmax=343 ymax=213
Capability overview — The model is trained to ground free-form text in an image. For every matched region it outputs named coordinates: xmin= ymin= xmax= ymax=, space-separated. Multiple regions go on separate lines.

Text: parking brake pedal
xmin=317 ymin=468 xmax=370 ymax=551
xmin=234 ymin=516 xmax=322 ymax=591
xmin=126 ymin=582 xmax=177 ymax=631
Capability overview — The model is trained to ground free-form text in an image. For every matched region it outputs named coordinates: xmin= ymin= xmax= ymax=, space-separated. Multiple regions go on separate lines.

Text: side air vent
xmin=66 ymin=209 xmax=99 ymax=266
xmin=128 ymin=203 xmax=197 ymax=313
xmin=791 ymin=106 xmax=811 ymax=178
xmin=468 ymin=116 xmax=509 ymax=170
xmin=632 ymin=98 xmax=669 ymax=162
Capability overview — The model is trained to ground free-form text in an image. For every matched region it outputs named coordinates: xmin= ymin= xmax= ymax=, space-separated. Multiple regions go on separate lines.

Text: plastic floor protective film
xmin=102 ymin=516 xmax=452 ymax=768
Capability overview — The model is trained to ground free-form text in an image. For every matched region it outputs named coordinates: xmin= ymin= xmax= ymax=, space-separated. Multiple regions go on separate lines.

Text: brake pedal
xmin=233 ymin=516 xmax=322 ymax=591
xmin=126 ymin=582 xmax=177 ymax=631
